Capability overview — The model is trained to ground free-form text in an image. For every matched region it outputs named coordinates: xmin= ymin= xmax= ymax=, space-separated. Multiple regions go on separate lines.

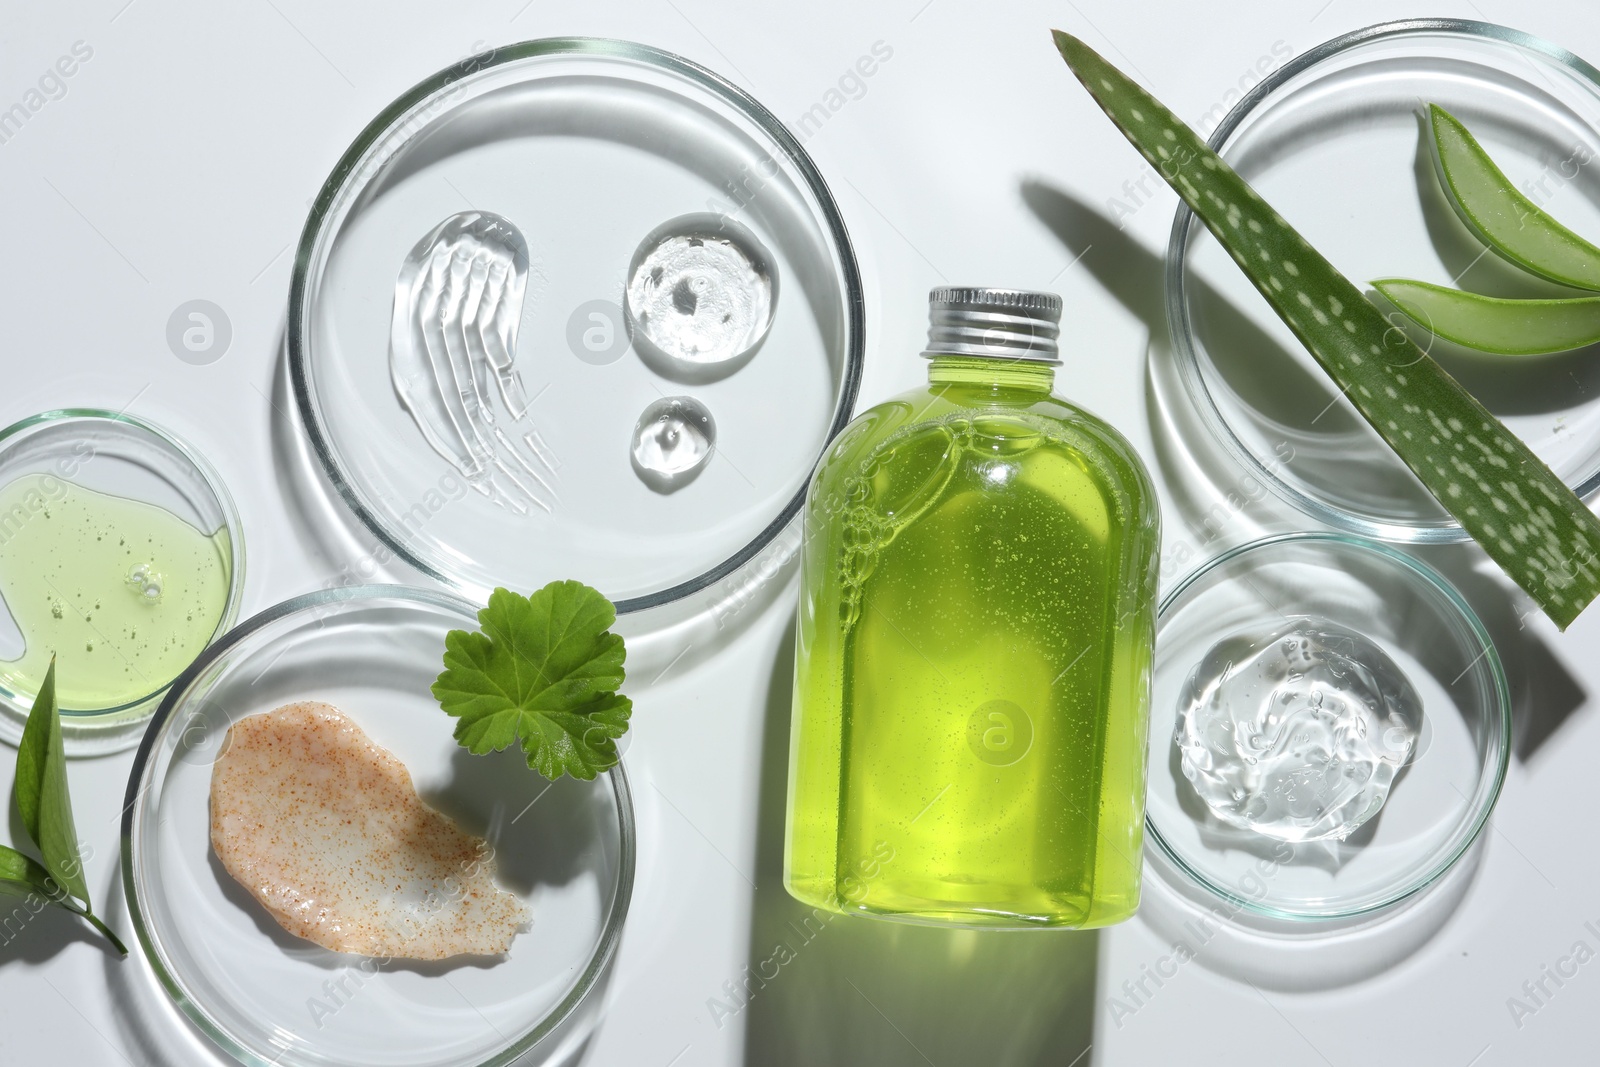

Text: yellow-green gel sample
xmin=0 ymin=474 xmax=230 ymax=710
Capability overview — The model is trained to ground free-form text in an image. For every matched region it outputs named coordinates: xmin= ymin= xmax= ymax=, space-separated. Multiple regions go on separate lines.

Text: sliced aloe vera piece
xmin=1430 ymin=103 xmax=1600 ymax=291
xmin=1052 ymin=30 xmax=1600 ymax=629
xmin=1374 ymin=278 xmax=1600 ymax=355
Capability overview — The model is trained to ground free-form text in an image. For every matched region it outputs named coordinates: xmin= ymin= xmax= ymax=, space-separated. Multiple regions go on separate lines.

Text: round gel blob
xmin=625 ymin=214 xmax=776 ymax=381
xmin=1174 ymin=618 xmax=1423 ymax=843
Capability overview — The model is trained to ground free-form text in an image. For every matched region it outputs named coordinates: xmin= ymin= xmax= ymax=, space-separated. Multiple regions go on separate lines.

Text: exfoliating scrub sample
xmin=0 ymin=473 xmax=231 ymax=710
xmin=210 ymin=701 xmax=526 ymax=960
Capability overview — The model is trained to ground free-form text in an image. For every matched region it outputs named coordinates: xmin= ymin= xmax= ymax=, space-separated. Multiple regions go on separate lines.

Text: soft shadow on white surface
xmin=740 ymin=623 xmax=1099 ymax=1067
xmin=1411 ymin=544 xmax=1589 ymax=765
xmin=0 ymin=889 xmax=116 ymax=968
xmin=105 ymin=854 xmax=220 ymax=1067
xmin=269 ymin=328 xmax=432 ymax=593
xmin=1138 ymin=830 xmax=1485 ymax=992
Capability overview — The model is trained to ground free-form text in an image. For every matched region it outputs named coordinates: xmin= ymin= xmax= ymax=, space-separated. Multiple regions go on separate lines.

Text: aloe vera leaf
xmin=1374 ymin=278 xmax=1600 ymax=355
xmin=1429 ymin=103 xmax=1600 ymax=291
xmin=1052 ymin=30 xmax=1600 ymax=629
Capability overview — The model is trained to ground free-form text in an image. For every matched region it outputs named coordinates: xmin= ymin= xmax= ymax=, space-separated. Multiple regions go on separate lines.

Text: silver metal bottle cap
xmin=921 ymin=287 xmax=1063 ymax=364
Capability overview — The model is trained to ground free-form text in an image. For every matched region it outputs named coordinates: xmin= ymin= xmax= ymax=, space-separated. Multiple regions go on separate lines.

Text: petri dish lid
xmin=1167 ymin=19 xmax=1600 ymax=543
xmin=290 ymin=38 xmax=863 ymax=609
xmin=1147 ymin=533 xmax=1511 ymax=920
xmin=0 ymin=409 xmax=245 ymax=755
xmin=123 ymin=585 xmax=634 ymax=1067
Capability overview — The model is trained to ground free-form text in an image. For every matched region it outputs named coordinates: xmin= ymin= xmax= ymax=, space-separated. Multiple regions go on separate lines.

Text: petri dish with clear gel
xmin=1146 ymin=533 xmax=1510 ymax=920
xmin=1167 ymin=19 xmax=1600 ymax=542
xmin=290 ymin=38 xmax=863 ymax=610
xmin=123 ymin=585 xmax=635 ymax=1067
xmin=0 ymin=410 xmax=245 ymax=755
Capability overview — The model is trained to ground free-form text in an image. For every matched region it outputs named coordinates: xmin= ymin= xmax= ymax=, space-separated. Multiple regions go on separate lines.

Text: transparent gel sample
xmin=626 ymin=214 xmax=776 ymax=380
xmin=296 ymin=44 xmax=864 ymax=610
xmin=631 ymin=396 xmax=715 ymax=492
xmin=0 ymin=473 xmax=230 ymax=710
xmin=1175 ymin=619 xmax=1422 ymax=843
xmin=389 ymin=211 xmax=556 ymax=514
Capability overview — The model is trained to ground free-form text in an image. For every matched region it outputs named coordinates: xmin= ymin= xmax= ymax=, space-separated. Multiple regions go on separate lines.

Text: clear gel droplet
xmin=631 ymin=396 xmax=716 ymax=493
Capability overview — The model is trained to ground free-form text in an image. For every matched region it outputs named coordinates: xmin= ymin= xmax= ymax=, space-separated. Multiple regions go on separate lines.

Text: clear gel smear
xmin=1174 ymin=619 xmax=1423 ymax=844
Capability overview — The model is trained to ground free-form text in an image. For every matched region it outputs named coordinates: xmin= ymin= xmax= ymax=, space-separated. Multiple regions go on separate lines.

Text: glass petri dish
xmin=0 ymin=409 xmax=245 ymax=755
xmin=122 ymin=585 xmax=635 ymax=1067
xmin=1146 ymin=533 xmax=1510 ymax=920
xmin=289 ymin=38 xmax=863 ymax=610
xmin=1167 ymin=19 xmax=1600 ymax=542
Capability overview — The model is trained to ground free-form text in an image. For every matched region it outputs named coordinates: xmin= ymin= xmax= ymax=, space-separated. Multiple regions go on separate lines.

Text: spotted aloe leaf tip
xmin=1428 ymin=103 xmax=1600 ymax=292
xmin=1051 ymin=30 xmax=1600 ymax=629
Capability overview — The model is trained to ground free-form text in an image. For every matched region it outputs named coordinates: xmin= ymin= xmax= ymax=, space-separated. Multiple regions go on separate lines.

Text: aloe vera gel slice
xmin=1052 ymin=30 xmax=1600 ymax=628
xmin=1430 ymin=103 xmax=1600 ymax=291
xmin=1374 ymin=279 xmax=1600 ymax=355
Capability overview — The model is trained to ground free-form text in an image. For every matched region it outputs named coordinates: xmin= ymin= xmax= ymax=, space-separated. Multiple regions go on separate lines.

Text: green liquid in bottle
xmin=0 ymin=473 xmax=232 ymax=710
xmin=785 ymin=338 xmax=1159 ymax=928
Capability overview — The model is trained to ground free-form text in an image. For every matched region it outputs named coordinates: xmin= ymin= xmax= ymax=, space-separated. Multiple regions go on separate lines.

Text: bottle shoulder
xmin=814 ymin=382 xmax=1159 ymax=511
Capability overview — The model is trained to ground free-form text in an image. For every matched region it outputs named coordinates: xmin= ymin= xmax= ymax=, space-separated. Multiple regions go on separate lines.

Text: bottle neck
xmin=926 ymin=354 xmax=1056 ymax=394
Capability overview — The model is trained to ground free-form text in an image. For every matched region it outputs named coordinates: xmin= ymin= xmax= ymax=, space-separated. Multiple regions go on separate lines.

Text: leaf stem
xmin=80 ymin=910 xmax=128 ymax=957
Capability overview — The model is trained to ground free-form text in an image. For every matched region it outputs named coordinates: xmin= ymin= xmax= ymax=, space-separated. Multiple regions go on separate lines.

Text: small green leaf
xmin=433 ymin=582 xmax=632 ymax=781
xmin=13 ymin=659 xmax=88 ymax=904
xmin=0 ymin=843 xmax=63 ymax=902
xmin=1374 ymin=279 xmax=1600 ymax=355
xmin=0 ymin=844 xmax=127 ymax=954
xmin=1429 ymin=103 xmax=1600 ymax=291
xmin=1051 ymin=30 xmax=1600 ymax=629
xmin=7 ymin=664 xmax=127 ymax=955
xmin=14 ymin=661 xmax=51 ymax=849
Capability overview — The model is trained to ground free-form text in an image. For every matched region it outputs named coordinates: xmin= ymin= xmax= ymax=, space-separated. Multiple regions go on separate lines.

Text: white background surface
xmin=2 ymin=1 xmax=1598 ymax=1065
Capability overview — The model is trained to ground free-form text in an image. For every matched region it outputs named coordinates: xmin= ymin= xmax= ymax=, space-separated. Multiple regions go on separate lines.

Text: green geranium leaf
xmin=433 ymin=582 xmax=632 ymax=781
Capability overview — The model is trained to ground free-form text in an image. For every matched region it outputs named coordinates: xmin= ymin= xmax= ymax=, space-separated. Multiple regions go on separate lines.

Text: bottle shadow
xmin=740 ymin=621 xmax=1098 ymax=1067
